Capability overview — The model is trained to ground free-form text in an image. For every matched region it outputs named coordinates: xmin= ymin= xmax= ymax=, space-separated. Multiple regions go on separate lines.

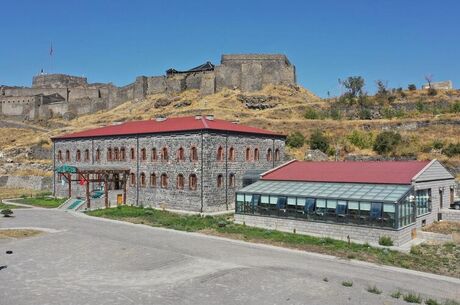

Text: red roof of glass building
xmin=261 ymin=160 xmax=431 ymax=185
xmin=52 ymin=116 xmax=283 ymax=140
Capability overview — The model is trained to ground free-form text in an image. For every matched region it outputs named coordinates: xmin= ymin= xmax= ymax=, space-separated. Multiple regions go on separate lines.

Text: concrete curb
xmin=2 ymin=199 xmax=49 ymax=209
xmin=73 ymin=210 xmax=460 ymax=285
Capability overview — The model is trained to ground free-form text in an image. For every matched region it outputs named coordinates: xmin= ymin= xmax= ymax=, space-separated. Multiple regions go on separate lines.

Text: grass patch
xmin=425 ymin=299 xmax=441 ymax=305
xmin=444 ymin=300 xmax=460 ymax=305
xmin=11 ymin=196 xmax=66 ymax=208
xmin=0 ymin=229 xmax=42 ymax=239
xmin=341 ymin=280 xmax=353 ymax=287
xmin=0 ymin=201 xmax=28 ymax=210
xmin=378 ymin=235 xmax=394 ymax=246
xmin=366 ymin=285 xmax=382 ymax=294
xmin=391 ymin=290 xmax=402 ymax=299
xmin=403 ymin=293 xmax=422 ymax=304
xmin=423 ymin=221 xmax=460 ymax=234
xmin=86 ymin=206 xmax=460 ymax=278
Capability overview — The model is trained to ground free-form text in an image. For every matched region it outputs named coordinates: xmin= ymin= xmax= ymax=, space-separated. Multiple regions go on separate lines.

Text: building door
xmin=117 ymin=194 xmax=123 ymax=205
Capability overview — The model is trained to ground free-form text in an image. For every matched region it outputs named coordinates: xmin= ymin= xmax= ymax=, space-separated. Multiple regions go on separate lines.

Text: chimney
xmin=155 ymin=116 xmax=167 ymax=122
xmin=206 ymin=115 xmax=214 ymax=121
xmin=195 ymin=115 xmax=202 ymax=120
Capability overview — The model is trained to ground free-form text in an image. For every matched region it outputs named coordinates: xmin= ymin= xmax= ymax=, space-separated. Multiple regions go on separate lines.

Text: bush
xmin=347 ymin=130 xmax=374 ymax=149
xmin=373 ymin=131 xmax=402 ymax=155
xmin=286 ymin=132 xmax=305 ymax=148
xmin=425 ymin=299 xmax=441 ymax=305
xmin=427 ymin=88 xmax=437 ymax=96
xmin=1 ymin=209 xmax=13 ymax=217
xmin=408 ymin=84 xmax=417 ymax=91
xmin=403 ymin=293 xmax=422 ymax=304
xmin=378 ymin=236 xmax=393 ymax=246
xmin=341 ymin=280 xmax=353 ymax=287
xmin=432 ymin=140 xmax=444 ymax=150
xmin=304 ymin=107 xmax=320 ymax=119
xmin=359 ymin=108 xmax=372 ymax=120
xmin=366 ymin=285 xmax=382 ymax=294
xmin=443 ymin=143 xmax=460 ymax=157
xmin=330 ymin=108 xmax=341 ymax=120
xmin=391 ymin=291 xmax=401 ymax=299
xmin=309 ymin=130 xmax=329 ymax=153
xmin=451 ymin=100 xmax=460 ymax=113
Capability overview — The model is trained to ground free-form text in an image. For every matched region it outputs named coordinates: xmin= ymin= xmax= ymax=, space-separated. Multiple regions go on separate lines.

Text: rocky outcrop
xmin=237 ymin=94 xmax=278 ymax=110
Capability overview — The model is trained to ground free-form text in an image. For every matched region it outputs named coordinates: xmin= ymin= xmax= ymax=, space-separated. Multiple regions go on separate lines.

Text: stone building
xmin=422 ymin=80 xmax=453 ymax=90
xmin=235 ymin=160 xmax=456 ymax=246
xmin=51 ymin=115 xmax=286 ymax=213
xmin=1 ymin=54 xmax=296 ymax=120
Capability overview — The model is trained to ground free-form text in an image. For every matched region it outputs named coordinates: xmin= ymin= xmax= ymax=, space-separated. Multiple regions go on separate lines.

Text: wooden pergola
xmin=56 ymin=165 xmax=130 ymax=209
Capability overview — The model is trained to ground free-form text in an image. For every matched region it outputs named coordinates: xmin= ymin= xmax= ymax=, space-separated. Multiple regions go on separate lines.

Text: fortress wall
xmin=4 ymin=88 xmax=68 ymax=99
xmin=146 ymin=76 xmax=166 ymax=95
xmin=200 ymin=72 xmax=216 ymax=95
xmin=37 ymin=102 xmax=68 ymax=119
xmin=0 ymin=96 xmax=37 ymax=117
xmin=32 ymin=74 xmax=88 ymax=88
xmin=165 ymin=75 xmax=186 ymax=93
xmin=214 ymin=64 xmax=242 ymax=92
xmin=68 ymin=98 xmax=106 ymax=115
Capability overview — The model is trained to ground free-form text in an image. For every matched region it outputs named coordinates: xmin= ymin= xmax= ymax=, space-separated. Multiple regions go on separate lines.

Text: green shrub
xmin=444 ymin=300 xmax=460 ymax=305
xmin=366 ymin=285 xmax=382 ymax=294
xmin=304 ymin=107 xmax=320 ymax=119
xmin=432 ymin=140 xmax=444 ymax=150
xmin=450 ymin=100 xmax=460 ymax=113
xmin=330 ymin=108 xmax=342 ymax=120
xmin=391 ymin=290 xmax=402 ymax=299
xmin=443 ymin=143 xmax=460 ymax=157
xmin=425 ymin=299 xmax=441 ymax=305
xmin=408 ymin=84 xmax=417 ymax=91
xmin=286 ymin=132 xmax=305 ymax=148
xmin=378 ymin=236 xmax=394 ymax=246
xmin=427 ymin=88 xmax=437 ymax=96
xmin=359 ymin=108 xmax=372 ymax=120
xmin=416 ymin=100 xmax=428 ymax=112
xmin=309 ymin=130 xmax=329 ymax=153
xmin=1 ymin=209 xmax=13 ymax=217
xmin=403 ymin=293 xmax=422 ymax=303
xmin=347 ymin=130 xmax=374 ymax=149
xmin=341 ymin=280 xmax=353 ymax=287
xmin=373 ymin=131 xmax=402 ymax=155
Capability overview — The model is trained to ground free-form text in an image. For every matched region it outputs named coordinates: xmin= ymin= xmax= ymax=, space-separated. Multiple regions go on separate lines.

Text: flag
xmin=49 ymin=43 xmax=53 ymax=56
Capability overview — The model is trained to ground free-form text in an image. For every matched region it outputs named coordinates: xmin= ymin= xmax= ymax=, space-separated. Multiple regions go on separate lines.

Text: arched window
xmin=130 ymin=148 xmax=135 ymax=160
xmin=190 ymin=146 xmax=198 ymax=161
xmin=130 ymin=173 xmax=136 ymax=186
xmin=217 ymin=146 xmax=224 ymax=161
xmin=150 ymin=173 xmax=156 ymax=187
xmin=228 ymin=147 xmax=235 ymax=161
xmin=176 ymin=174 xmax=184 ymax=190
xmin=161 ymin=173 xmax=168 ymax=188
xmin=177 ymin=147 xmax=185 ymax=161
xmin=120 ymin=147 xmax=126 ymax=161
xmin=189 ymin=174 xmax=197 ymax=191
xmin=217 ymin=174 xmax=223 ymax=188
xmin=161 ymin=147 xmax=169 ymax=162
xmin=114 ymin=148 xmax=119 ymax=161
xmin=267 ymin=148 xmax=273 ymax=161
xmin=141 ymin=148 xmax=147 ymax=161
xmin=140 ymin=172 xmax=146 ymax=187
xmin=95 ymin=149 xmax=100 ymax=162
xmin=84 ymin=149 xmax=90 ymax=161
xmin=107 ymin=148 xmax=112 ymax=161
xmin=76 ymin=150 xmax=81 ymax=162
xmin=65 ymin=150 xmax=70 ymax=161
xmin=254 ymin=148 xmax=259 ymax=161
xmin=245 ymin=148 xmax=251 ymax=161
xmin=57 ymin=150 xmax=62 ymax=162
xmin=274 ymin=148 xmax=280 ymax=161
xmin=229 ymin=173 xmax=235 ymax=188
xmin=151 ymin=148 xmax=157 ymax=161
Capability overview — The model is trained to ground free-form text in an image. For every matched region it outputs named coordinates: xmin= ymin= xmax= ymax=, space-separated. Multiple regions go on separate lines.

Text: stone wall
xmin=441 ymin=209 xmax=460 ymax=222
xmin=0 ymin=175 xmax=52 ymax=191
xmin=32 ymin=74 xmax=88 ymax=89
xmin=234 ymin=214 xmax=413 ymax=246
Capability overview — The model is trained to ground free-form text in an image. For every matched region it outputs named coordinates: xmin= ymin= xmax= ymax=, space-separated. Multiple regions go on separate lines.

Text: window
xmin=176 ymin=174 xmax=184 ymax=189
xmin=336 ymin=200 xmax=347 ymax=216
xmin=150 ymin=173 xmax=156 ymax=187
xmin=359 ymin=202 xmax=371 ymax=221
xmin=254 ymin=148 xmax=259 ymax=161
xmin=274 ymin=148 xmax=280 ymax=161
xmin=348 ymin=201 xmax=360 ymax=222
xmin=267 ymin=148 xmax=272 ymax=161
xmin=450 ymin=187 xmax=455 ymax=205
xmin=107 ymin=148 xmax=112 ymax=161
xmin=65 ymin=150 xmax=70 ymax=161
xmin=228 ymin=173 xmax=235 ymax=188
xmin=151 ymin=148 xmax=157 ymax=161
xmin=141 ymin=148 xmax=147 ymax=161
xmin=245 ymin=148 xmax=251 ymax=161
xmin=382 ymin=203 xmax=396 ymax=228
xmin=140 ymin=172 xmax=146 ymax=187
xmin=228 ymin=147 xmax=235 ymax=161
xmin=95 ymin=149 xmax=100 ymax=162
xmin=161 ymin=173 xmax=168 ymax=188
xmin=370 ymin=202 xmax=383 ymax=221
xmin=130 ymin=148 xmax=135 ymax=160
xmin=130 ymin=173 xmax=136 ymax=186
xmin=76 ymin=150 xmax=81 ymax=162
xmin=114 ymin=148 xmax=119 ymax=161
xmin=217 ymin=174 xmax=223 ymax=188
xmin=398 ymin=195 xmax=415 ymax=228
xmin=84 ymin=149 xmax=90 ymax=161
xmin=57 ymin=150 xmax=63 ymax=161
xmin=161 ymin=147 xmax=169 ymax=162
xmin=120 ymin=147 xmax=126 ymax=161
xmin=415 ymin=189 xmax=431 ymax=216
xmin=190 ymin=146 xmax=198 ymax=161
xmin=217 ymin=146 xmax=224 ymax=161
xmin=189 ymin=174 xmax=197 ymax=191
xmin=177 ymin=147 xmax=185 ymax=161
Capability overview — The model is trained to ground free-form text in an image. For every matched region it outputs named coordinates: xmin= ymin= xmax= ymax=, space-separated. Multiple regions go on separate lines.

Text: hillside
xmin=0 ymin=84 xmax=459 ymax=178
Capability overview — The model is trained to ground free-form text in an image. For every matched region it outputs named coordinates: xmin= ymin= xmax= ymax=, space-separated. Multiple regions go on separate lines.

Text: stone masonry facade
xmin=53 ymin=130 xmax=285 ymax=213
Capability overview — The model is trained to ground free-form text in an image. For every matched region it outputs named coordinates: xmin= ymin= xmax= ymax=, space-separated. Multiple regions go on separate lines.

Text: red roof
xmin=53 ymin=116 xmax=283 ymax=140
xmin=261 ymin=160 xmax=431 ymax=185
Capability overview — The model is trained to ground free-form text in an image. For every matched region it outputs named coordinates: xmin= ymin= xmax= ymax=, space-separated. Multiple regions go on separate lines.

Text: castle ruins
xmin=0 ymin=54 xmax=296 ymax=120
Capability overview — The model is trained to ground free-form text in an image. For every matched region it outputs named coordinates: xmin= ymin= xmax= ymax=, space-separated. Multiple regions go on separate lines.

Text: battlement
xmin=32 ymin=74 xmax=88 ymax=89
xmin=221 ymin=54 xmax=292 ymax=66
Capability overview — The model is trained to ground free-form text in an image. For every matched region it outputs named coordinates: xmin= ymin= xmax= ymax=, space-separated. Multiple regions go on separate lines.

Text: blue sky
xmin=1 ymin=0 xmax=459 ymax=97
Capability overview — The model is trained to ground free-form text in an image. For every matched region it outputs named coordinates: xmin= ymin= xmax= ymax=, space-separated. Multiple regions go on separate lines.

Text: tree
xmin=339 ymin=76 xmax=365 ymax=98
xmin=373 ymin=131 xmax=402 ymax=155
xmin=424 ymin=74 xmax=433 ymax=89
xmin=375 ymin=80 xmax=389 ymax=98
xmin=408 ymin=84 xmax=417 ymax=91
xmin=309 ymin=129 xmax=329 ymax=153
xmin=286 ymin=132 xmax=305 ymax=148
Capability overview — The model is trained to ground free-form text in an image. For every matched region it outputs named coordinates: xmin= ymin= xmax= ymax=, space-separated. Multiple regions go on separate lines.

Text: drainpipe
xmin=200 ymin=131 xmax=204 ymax=213
xmin=52 ymin=141 xmax=56 ymax=196
xmin=272 ymin=138 xmax=275 ymax=168
xmin=225 ymin=133 xmax=228 ymax=210
xmin=136 ymin=135 xmax=139 ymax=206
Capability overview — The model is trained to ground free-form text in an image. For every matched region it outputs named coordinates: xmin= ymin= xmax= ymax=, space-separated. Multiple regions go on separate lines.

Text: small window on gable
xmin=217 ymin=146 xmax=224 ymax=161
xmin=151 ymin=148 xmax=157 ymax=161
xmin=141 ymin=148 xmax=147 ymax=161
xmin=107 ymin=148 xmax=112 ymax=161
xmin=57 ymin=150 xmax=63 ymax=161
xmin=267 ymin=148 xmax=272 ymax=161
xmin=130 ymin=148 xmax=135 ymax=160
xmin=228 ymin=147 xmax=235 ymax=161
xmin=76 ymin=150 xmax=81 ymax=162
xmin=254 ymin=148 xmax=259 ymax=161
xmin=161 ymin=147 xmax=169 ymax=162
xmin=176 ymin=174 xmax=185 ymax=190
xmin=114 ymin=147 xmax=119 ymax=161
xmin=190 ymin=146 xmax=198 ymax=161
xmin=65 ymin=150 xmax=70 ymax=161
xmin=177 ymin=147 xmax=185 ymax=161
xmin=120 ymin=147 xmax=126 ymax=161
xmin=96 ymin=149 xmax=100 ymax=162
xmin=245 ymin=148 xmax=251 ymax=161
xmin=84 ymin=149 xmax=90 ymax=161
xmin=274 ymin=148 xmax=280 ymax=161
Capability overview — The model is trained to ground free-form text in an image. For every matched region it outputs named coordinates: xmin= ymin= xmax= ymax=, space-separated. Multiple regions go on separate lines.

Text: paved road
xmin=0 ymin=208 xmax=459 ymax=305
